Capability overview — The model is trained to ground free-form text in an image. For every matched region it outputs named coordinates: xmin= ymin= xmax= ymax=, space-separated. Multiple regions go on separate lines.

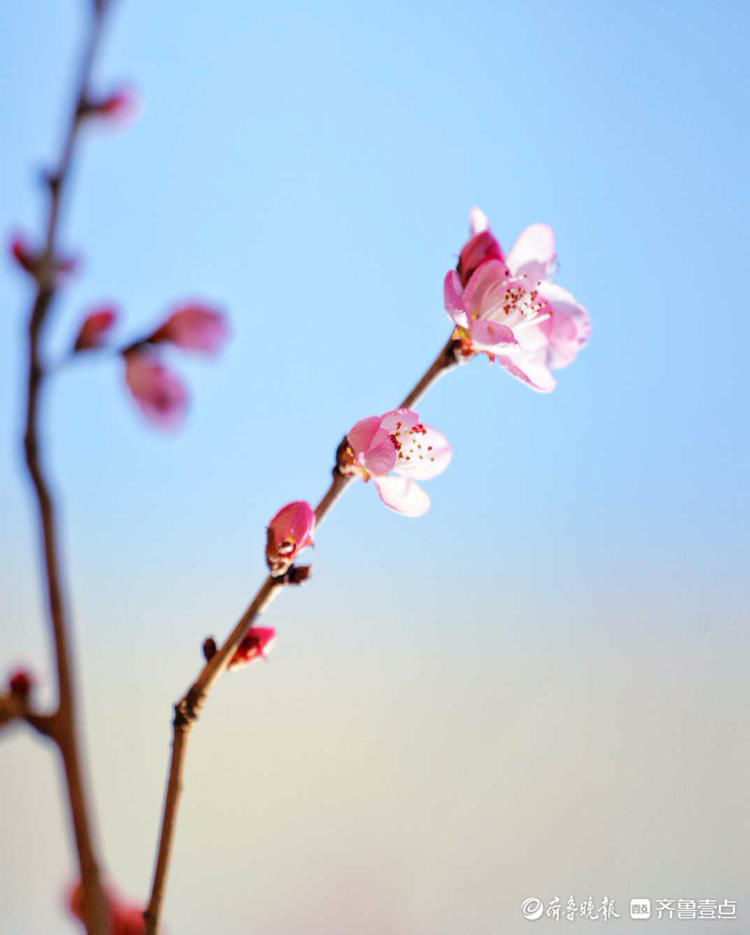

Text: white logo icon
xmin=630 ymin=898 xmax=652 ymax=919
xmin=521 ymin=898 xmax=545 ymax=921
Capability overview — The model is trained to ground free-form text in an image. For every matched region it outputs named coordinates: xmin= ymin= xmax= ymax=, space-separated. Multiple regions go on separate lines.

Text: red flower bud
xmin=73 ymin=306 xmax=118 ymax=351
xmin=8 ymin=668 xmax=33 ymax=699
xmin=228 ymin=627 xmax=276 ymax=670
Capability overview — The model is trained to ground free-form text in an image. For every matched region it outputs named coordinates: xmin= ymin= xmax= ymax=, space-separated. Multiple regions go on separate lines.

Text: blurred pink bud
xmin=265 ymin=500 xmax=315 ymax=575
xmin=83 ymin=86 xmax=138 ymax=125
xmin=151 ymin=302 xmax=229 ymax=354
xmin=8 ymin=668 xmax=34 ymax=699
xmin=228 ymin=627 xmax=276 ymax=670
xmin=8 ymin=233 xmax=78 ymax=279
xmin=123 ymin=349 xmax=187 ymax=430
xmin=346 ymin=408 xmax=452 ymax=517
xmin=9 ymin=235 xmax=38 ymax=274
xmin=67 ymin=881 xmax=145 ymax=934
xmin=73 ymin=306 xmax=118 ymax=351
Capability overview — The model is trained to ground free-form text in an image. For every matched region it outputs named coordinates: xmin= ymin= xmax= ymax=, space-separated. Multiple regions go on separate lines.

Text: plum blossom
xmin=150 ymin=302 xmax=229 ymax=354
xmin=68 ymin=881 xmax=145 ymax=934
xmin=345 ymin=408 xmax=451 ymax=517
xmin=228 ymin=626 xmax=276 ymax=670
xmin=73 ymin=305 xmax=118 ymax=351
xmin=123 ymin=348 xmax=187 ymax=430
xmin=444 ymin=208 xmax=590 ymax=392
xmin=266 ymin=500 xmax=315 ymax=575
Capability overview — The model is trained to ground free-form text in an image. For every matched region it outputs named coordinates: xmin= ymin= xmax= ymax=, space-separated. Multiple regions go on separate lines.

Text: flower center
xmin=390 ymin=422 xmax=437 ymax=466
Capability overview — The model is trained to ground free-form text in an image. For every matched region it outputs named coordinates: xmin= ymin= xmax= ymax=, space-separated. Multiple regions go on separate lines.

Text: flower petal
xmin=393 ymin=426 xmax=452 ymax=479
xmin=457 ymin=231 xmax=505 ymax=287
xmin=379 ymin=408 xmax=420 ymax=433
xmin=361 ymin=429 xmax=398 ymax=475
xmin=537 ymin=281 xmax=591 ymax=369
xmin=496 ymin=350 xmax=556 ymax=393
xmin=506 ymin=223 xmax=556 ymax=283
xmin=462 ymin=259 xmax=511 ymax=318
xmin=124 ymin=351 xmax=188 ymax=429
xmin=443 ymin=269 xmax=467 ymax=327
xmin=347 ymin=415 xmax=383 ymax=457
xmin=468 ymin=318 xmax=517 ymax=349
xmin=468 ymin=206 xmax=490 ymax=235
xmin=373 ymin=475 xmax=430 ymax=517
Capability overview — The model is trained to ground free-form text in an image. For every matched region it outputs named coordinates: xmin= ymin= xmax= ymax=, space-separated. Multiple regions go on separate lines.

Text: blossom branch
xmin=18 ymin=3 xmax=115 ymax=932
xmin=143 ymin=334 xmax=460 ymax=933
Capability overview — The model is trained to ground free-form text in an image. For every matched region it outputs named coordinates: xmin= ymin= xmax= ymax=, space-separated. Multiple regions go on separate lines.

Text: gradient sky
xmin=1 ymin=1 xmax=749 ymax=932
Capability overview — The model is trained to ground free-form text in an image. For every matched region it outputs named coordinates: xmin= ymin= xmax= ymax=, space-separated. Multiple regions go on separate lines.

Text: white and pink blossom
xmin=346 ymin=408 xmax=451 ymax=517
xmin=444 ymin=208 xmax=590 ymax=391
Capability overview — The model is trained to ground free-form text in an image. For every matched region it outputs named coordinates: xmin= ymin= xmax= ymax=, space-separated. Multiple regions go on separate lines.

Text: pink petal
xmin=392 ymin=426 xmax=452 ymax=480
xmin=361 ymin=429 xmax=398 ymax=475
xmin=373 ymin=475 xmax=430 ymax=517
xmin=506 ymin=223 xmax=556 ymax=283
xmin=378 ymin=408 xmax=420 ymax=433
xmin=347 ymin=415 xmax=382 ymax=457
xmin=496 ymin=350 xmax=556 ymax=393
xmin=123 ymin=350 xmax=188 ymax=430
xmin=538 ymin=281 xmax=591 ymax=369
xmin=152 ymin=302 xmax=229 ymax=354
xmin=457 ymin=231 xmax=505 ymax=287
xmin=468 ymin=206 xmax=490 ymax=236
xmin=73 ymin=306 xmax=118 ymax=351
xmin=228 ymin=627 xmax=276 ymax=670
xmin=468 ymin=318 xmax=517 ymax=349
xmin=462 ymin=259 xmax=511 ymax=317
xmin=443 ymin=269 xmax=467 ymax=326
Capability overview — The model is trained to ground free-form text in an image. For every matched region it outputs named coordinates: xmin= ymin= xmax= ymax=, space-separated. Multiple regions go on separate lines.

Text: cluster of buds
xmin=69 ymin=301 xmax=230 ymax=430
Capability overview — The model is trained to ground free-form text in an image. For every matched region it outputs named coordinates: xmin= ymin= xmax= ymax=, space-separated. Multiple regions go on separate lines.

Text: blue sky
xmin=1 ymin=1 xmax=749 ymax=932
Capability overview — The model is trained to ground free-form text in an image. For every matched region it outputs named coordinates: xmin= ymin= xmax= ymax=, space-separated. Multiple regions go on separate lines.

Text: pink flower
xmin=346 ymin=408 xmax=451 ymax=517
xmin=444 ymin=208 xmax=590 ymax=392
xmin=123 ymin=349 xmax=187 ymax=430
xmin=228 ymin=626 xmax=276 ymax=670
xmin=150 ymin=302 xmax=229 ymax=354
xmin=83 ymin=86 xmax=138 ymax=125
xmin=266 ymin=500 xmax=315 ymax=575
xmin=73 ymin=306 xmax=118 ymax=351
xmin=67 ymin=882 xmax=145 ymax=934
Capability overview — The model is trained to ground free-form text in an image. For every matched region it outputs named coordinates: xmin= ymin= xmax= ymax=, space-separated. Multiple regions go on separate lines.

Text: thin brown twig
xmin=143 ymin=335 xmax=460 ymax=932
xmin=20 ymin=3 xmax=114 ymax=932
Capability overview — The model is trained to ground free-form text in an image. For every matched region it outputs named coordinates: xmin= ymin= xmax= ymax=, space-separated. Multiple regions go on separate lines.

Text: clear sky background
xmin=1 ymin=1 xmax=749 ymax=932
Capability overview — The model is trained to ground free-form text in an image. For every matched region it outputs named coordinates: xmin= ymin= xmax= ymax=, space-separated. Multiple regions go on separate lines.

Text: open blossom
xmin=228 ymin=626 xmax=276 ymax=670
xmin=346 ymin=408 xmax=451 ymax=517
xmin=123 ymin=348 xmax=187 ymax=430
xmin=266 ymin=500 xmax=315 ymax=575
xmin=150 ymin=302 xmax=229 ymax=354
xmin=444 ymin=207 xmax=590 ymax=392
xmin=73 ymin=305 xmax=118 ymax=351
xmin=68 ymin=881 xmax=145 ymax=934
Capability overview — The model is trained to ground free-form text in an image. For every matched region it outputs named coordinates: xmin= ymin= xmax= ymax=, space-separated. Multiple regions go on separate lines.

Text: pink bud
xmin=265 ymin=500 xmax=315 ymax=575
xmin=150 ymin=302 xmax=229 ymax=354
xmin=8 ymin=668 xmax=33 ymax=699
xmin=9 ymin=235 xmax=38 ymax=274
xmin=228 ymin=627 xmax=276 ymax=670
xmin=73 ymin=306 xmax=118 ymax=351
xmin=83 ymin=86 xmax=138 ymax=125
xmin=123 ymin=348 xmax=187 ymax=430
xmin=67 ymin=881 xmax=145 ymax=934
xmin=8 ymin=233 xmax=78 ymax=279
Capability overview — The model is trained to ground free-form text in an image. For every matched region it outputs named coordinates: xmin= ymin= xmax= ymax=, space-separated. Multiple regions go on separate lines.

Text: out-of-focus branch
xmin=143 ymin=335 xmax=460 ymax=933
xmin=19 ymin=3 xmax=116 ymax=933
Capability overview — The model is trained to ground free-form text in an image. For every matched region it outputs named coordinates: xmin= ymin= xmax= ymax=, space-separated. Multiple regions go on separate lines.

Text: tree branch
xmin=19 ymin=3 xmax=115 ymax=932
xmin=143 ymin=335 xmax=460 ymax=932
